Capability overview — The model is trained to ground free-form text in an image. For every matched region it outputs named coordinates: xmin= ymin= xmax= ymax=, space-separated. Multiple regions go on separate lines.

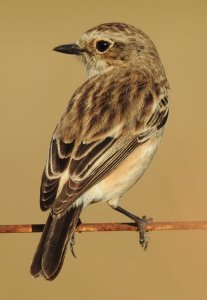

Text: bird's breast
xmin=74 ymin=133 xmax=162 ymax=208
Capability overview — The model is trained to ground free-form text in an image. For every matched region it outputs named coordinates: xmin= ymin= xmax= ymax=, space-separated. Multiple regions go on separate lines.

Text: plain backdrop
xmin=0 ymin=1 xmax=207 ymax=299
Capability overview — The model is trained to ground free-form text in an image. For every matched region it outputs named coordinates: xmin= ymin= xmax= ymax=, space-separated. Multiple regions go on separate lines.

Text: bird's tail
xmin=30 ymin=206 xmax=82 ymax=280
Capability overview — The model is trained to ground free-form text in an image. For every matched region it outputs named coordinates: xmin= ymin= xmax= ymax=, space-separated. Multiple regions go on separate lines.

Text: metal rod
xmin=1 ymin=221 xmax=207 ymax=233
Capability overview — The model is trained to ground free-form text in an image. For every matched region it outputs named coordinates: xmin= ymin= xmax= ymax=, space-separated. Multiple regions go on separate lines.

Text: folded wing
xmin=40 ymin=70 xmax=169 ymax=214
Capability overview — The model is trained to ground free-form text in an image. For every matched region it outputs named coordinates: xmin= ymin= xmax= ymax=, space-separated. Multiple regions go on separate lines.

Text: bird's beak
xmin=53 ymin=43 xmax=84 ymax=55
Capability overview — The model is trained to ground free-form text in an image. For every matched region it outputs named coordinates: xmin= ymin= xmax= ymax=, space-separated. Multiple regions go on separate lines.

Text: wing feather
xmin=40 ymin=139 xmax=75 ymax=210
xmin=40 ymin=69 xmax=169 ymax=213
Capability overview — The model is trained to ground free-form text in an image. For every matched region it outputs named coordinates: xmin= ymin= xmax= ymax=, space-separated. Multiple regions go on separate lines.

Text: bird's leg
xmin=70 ymin=234 xmax=77 ymax=258
xmin=111 ymin=205 xmax=152 ymax=250
xmin=69 ymin=218 xmax=82 ymax=258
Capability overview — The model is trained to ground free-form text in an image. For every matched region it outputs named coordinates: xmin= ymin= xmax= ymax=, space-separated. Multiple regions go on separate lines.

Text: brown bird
xmin=30 ymin=22 xmax=169 ymax=280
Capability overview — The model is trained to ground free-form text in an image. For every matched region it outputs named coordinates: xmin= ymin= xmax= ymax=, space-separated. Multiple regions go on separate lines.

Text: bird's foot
xmin=70 ymin=233 xmax=77 ymax=258
xmin=133 ymin=215 xmax=153 ymax=251
xmin=111 ymin=205 xmax=152 ymax=250
xmin=70 ymin=218 xmax=82 ymax=258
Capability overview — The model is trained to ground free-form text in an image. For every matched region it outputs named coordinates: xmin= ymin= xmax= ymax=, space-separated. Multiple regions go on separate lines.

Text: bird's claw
xmin=70 ymin=233 xmax=77 ymax=258
xmin=136 ymin=215 xmax=153 ymax=251
xmin=69 ymin=218 xmax=82 ymax=259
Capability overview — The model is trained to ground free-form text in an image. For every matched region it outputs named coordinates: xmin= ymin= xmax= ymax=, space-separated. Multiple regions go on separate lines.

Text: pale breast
xmin=74 ymin=133 xmax=162 ymax=208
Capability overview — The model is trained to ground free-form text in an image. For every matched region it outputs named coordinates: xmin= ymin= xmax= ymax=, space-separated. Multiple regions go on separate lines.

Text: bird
xmin=30 ymin=22 xmax=169 ymax=280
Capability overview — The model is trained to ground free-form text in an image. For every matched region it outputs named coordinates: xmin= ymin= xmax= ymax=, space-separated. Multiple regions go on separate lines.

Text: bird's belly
xmin=74 ymin=134 xmax=161 ymax=208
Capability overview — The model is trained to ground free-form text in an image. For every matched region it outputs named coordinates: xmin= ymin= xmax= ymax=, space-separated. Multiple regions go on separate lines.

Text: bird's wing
xmin=40 ymin=70 xmax=169 ymax=214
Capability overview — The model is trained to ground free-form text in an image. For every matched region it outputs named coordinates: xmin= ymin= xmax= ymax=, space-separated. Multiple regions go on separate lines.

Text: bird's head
xmin=54 ymin=22 xmax=163 ymax=78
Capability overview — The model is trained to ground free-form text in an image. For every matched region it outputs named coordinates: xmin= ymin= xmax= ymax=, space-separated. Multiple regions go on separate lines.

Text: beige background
xmin=0 ymin=0 xmax=207 ymax=299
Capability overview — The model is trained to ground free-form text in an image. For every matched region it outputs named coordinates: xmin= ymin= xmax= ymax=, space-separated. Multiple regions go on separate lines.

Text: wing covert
xmin=40 ymin=68 xmax=169 ymax=213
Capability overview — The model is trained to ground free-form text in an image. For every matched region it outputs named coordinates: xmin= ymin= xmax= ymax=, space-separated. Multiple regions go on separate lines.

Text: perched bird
xmin=30 ymin=22 xmax=169 ymax=280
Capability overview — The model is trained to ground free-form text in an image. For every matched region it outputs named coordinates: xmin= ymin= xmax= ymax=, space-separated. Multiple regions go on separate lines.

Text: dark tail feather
xmin=30 ymin=213 xmax=53 ymax=277
xmin=30 ymin=206 xmax=82 ymax=280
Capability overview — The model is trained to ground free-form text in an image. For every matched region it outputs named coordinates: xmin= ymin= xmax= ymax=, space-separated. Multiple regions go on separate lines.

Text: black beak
xmin=53 ymin=43 xmax=84 ymax=55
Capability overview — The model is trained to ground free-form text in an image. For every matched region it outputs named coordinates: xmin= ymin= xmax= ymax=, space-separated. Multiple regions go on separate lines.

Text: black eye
xmin=96 ymin=40 xmax=111 ymax=53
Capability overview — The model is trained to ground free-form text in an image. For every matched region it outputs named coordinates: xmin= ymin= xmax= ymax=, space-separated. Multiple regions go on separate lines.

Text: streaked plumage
xmin=30 ymin=22 xmax=169 ymax=280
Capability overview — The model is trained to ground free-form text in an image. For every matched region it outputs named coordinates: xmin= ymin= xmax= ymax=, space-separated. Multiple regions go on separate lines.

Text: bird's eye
xmin=96 ymin=40 xmax=111 ymax=53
